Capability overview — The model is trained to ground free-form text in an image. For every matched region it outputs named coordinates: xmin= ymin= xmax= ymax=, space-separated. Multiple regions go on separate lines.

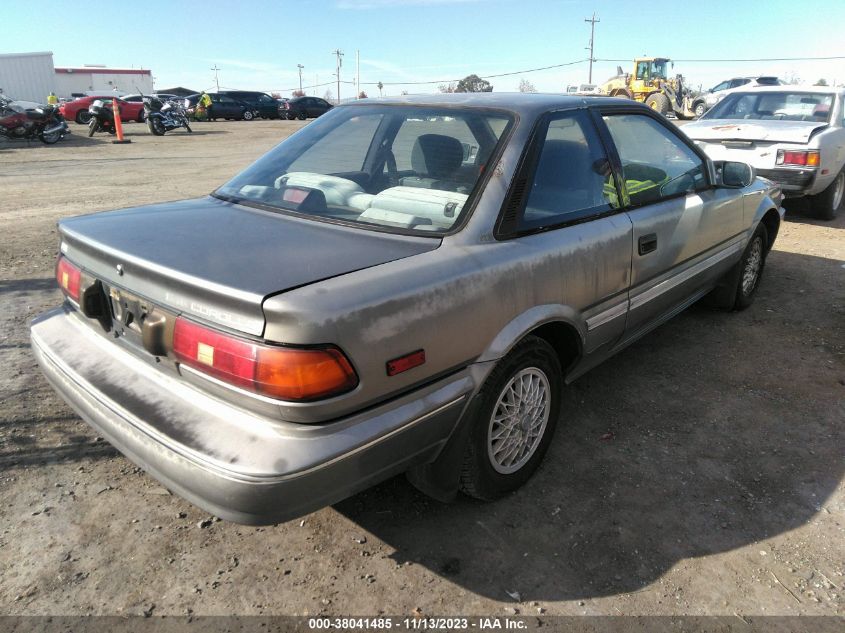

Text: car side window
xmin=518 ymin=111 xmax=619 ymax=231
xmin=712 ymin=81 xmax=730 ymax=92
xmin=602 ymin=113 xmax=707 ymax=206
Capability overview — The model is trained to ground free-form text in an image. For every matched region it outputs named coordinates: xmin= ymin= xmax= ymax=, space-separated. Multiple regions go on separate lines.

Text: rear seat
xmin=360 ymin=186 xmax=467 ymax=229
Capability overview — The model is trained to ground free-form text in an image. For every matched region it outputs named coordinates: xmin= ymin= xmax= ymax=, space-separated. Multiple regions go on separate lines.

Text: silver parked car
xmin=692 ymin=76 xmax=784 ymax=117
xmin=32 ymin=94 xmax=783 ymax=524
xmin=683 ymin=86 xmax=845 ymax=219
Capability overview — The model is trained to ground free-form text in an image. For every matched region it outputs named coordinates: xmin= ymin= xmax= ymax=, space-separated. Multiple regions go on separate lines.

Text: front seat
xmin=400 ymin=134 xmax=469 ymax=193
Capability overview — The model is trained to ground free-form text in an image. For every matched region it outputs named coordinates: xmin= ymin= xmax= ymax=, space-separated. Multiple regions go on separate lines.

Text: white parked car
xmin=683 ymin=86 xmax=845 ymax=219
xmin=692 ymin=76 xmax=784 ymax=118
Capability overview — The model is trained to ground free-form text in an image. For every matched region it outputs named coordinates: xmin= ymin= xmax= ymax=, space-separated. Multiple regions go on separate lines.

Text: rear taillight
xmin=172 ymin=317 xmax=358 ymax=401
xmin=776 ymin=149 xmax=820 ymax=167
xmin=56 ymin=256 xmax=81 ymax=302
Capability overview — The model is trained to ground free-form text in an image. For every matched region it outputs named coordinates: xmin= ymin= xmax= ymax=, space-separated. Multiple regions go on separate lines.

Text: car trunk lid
xmin=685 ymin=120 xmax=827 ymax=144
xmin=59 ymin=196 xmax=439 ymax=336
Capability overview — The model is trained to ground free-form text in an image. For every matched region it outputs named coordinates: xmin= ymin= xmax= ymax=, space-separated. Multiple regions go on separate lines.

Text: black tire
xmin=243 ymin=110 xmax=254 ymax=121
xmin=645 ymin=93 xmax=670 ymax=115
xmin=297 ymin=110 xmax=306 ymax=121
xmin=808 ymin=169 xmax=844 ymax=221
xmin=286 ymin=112 xmax=296 ymax=120
xmin=693 ymin=101 xmax=707 ymax=118
xmin=75 ymin=110 xmax=92 ymax=124
xmin=732 ymin=224 xmax=768 ymax=311
xmin=185 ymin=123 xmax=192 ymax=133
xmin=148 ymin=117 xmax=165 ymax=136
xmin=40 ymin=127 xmax=63 ymax=144
xmin=136 ymin=109 xmax=145 ymax=123
xmin=460 ymin=336 xmax=562 ymax=500
xmin=87 ymin=118 xmax=98 ymax=137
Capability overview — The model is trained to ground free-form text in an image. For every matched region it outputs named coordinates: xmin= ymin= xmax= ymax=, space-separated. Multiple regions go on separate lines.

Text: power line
xmin=359 ymin=58 xmax=590 ymax=87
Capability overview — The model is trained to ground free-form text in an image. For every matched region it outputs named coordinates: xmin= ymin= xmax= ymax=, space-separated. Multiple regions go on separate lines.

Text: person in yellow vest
xmin=47 ymin=92 xmax=58 ymax=106
xmin=197 ymin=92 xmax=212 ymax=122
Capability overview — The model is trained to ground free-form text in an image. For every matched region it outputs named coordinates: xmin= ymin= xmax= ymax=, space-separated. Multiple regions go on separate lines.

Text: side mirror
xmin=721 ymin=161 xmax=755 ymax=188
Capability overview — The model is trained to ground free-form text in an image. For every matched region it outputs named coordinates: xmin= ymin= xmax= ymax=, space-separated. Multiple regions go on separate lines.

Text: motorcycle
xmin=144 ymin=95 xmax=192 ymax=135
xmin=86 ymin=99 xmax=117 ymax=137
xmin=0 ymin=94 xmax=70 ymax=144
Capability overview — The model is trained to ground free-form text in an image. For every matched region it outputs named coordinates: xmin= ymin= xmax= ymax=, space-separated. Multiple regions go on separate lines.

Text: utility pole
xmin=297 ymin=64 xmax=304 ymax=92
xmin=584 ymin=13 xmax=599 ymax=84
xmin=332 ymin=49 xmax=344 ymax=104
xmin=356 ymin=50 xmax=360 ymax=99
xmin=210 ymin=64 xmax=220 ymax=91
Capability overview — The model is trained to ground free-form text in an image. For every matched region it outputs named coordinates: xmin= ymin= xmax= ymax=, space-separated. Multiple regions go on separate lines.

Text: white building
xmin=0 ymin=51 xmax=56 ymax=102
xmin=0 ymin=52 xmax=154 ymax=102
xmin=54 ymin=66 xmax=153 ymax=97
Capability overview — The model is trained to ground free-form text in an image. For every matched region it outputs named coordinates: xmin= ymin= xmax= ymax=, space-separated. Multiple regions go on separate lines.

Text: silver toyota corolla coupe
xmin=32 ymin=94 xmax=783 ymax=524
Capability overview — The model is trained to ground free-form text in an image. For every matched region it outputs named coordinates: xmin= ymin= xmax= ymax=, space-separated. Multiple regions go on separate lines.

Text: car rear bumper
xmin=31 ymin=307 xmax=471 ymax=524
xmin=755 ymin=168 xmax=817 ymax=195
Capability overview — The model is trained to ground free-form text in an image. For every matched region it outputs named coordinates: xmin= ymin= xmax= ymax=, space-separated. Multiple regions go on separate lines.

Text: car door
xmin=497 ymin=109 xmax=633 ymax=356
xmin=597 ymin=108 xmax=746 ymax=341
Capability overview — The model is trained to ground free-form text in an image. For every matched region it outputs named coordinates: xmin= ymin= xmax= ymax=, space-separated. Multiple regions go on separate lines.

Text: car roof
xmin=344 ymin=92 xmax=631 ymax=116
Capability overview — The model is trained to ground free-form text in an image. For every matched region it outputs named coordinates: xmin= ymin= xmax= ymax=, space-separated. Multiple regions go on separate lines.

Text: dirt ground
xmin=0 ymin=119 xmax=843 ymax=619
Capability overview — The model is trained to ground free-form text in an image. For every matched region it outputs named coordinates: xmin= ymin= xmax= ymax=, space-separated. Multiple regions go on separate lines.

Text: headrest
xmin=411 ymin=134 xmax=464 ymax=178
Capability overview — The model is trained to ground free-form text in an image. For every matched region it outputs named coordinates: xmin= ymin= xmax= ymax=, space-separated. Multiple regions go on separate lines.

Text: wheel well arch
xmin=526 ymin=321 xmax=582 ymax=375
xmin=760 ymin=208 xmax=781 ymax=253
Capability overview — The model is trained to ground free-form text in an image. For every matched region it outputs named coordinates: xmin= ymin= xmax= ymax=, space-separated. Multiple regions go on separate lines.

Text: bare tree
xmin=291 ymin=89 xmax=305 ymax=97
xmin=519 ymin=78 xmax=537 ymax=93
xmin=438 ymin=82 xmax=457 ymax=93
xmin=323 ymin=89 xmax=334 ymax=103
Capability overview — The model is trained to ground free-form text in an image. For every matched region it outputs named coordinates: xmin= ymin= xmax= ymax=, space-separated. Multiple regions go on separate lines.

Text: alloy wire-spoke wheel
xmin=487 ymin=368 xmax=551 ymax=475
xmin=741 ymin=236 xmax=763 ymax=297
xmin=460 ymin=336 xmax=562 ymax=500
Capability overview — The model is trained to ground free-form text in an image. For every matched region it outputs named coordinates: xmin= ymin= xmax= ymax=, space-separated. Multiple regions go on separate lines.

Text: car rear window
xmin=705 ymin=92 xmax=834 ymax=122
xmin=216 ymin=105 xmax=514 ymax=234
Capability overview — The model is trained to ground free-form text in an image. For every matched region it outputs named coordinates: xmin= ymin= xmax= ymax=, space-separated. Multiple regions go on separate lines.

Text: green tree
xmin=814 ymin=78 xmax=829 ymax=86
xmin=455 ymin=74 xmax=493 ymax=93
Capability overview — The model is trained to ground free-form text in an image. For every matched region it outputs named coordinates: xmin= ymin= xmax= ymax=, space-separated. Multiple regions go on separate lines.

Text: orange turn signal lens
xmin=806 ymin=151 xmax=820 ymax=167
xmin=255 ymin=347 xmax=358 ymax=401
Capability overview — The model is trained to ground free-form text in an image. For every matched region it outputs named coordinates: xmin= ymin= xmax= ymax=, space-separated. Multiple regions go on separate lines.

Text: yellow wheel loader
xmin=599 ymin=57 xmax=697 ymax=119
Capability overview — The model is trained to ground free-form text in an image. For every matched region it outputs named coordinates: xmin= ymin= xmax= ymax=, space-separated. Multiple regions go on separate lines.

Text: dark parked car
xmin=33 ymin=94 xmax=782 ymax=525
xmin=281 ymin=96 xmax=333 ymax=120
xmin=184 ymin=94 xmax=254 ymax=121
xmin=219 ymin=91 xmax=280 ymax=119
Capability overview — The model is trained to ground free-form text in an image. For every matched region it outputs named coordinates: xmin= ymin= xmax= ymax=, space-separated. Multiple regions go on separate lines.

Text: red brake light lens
xmin=777 ymin=150 xmax=819 ymax=167
xmin=172 ymin=317 xmax=358 ymax=401
xmin=56 ymin=256 xmax=81 ymax=302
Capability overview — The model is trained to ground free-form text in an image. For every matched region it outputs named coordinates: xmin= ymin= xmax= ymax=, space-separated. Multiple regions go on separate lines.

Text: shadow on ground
xmin=335 ymin=249 xmax=844 ymax=601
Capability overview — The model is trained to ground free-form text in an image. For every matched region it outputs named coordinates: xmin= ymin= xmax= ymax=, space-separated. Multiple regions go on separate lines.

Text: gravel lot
xmin=0 ymin=119 xmax=843 ymax=618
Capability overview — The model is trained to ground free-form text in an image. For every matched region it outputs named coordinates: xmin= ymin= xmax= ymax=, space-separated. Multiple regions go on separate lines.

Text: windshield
xmin=704 ymin=91 xmax=834 ymax=122
xmin=217 ymin=105 xmax=514 ymax=234
xmin=637 ymin=60 xmax=667 ymax=80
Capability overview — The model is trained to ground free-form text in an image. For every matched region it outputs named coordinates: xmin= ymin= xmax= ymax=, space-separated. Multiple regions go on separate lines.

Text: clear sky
xmin=4 ymin=0 xmax=845 ymax=98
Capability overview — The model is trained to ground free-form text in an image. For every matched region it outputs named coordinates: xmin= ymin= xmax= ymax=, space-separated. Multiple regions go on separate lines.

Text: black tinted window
xmin=519 ymin=111 xmax=618 ymax=231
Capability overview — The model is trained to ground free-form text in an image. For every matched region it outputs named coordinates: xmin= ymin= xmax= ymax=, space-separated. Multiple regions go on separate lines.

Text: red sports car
xmin=59 ymin=96 xmax=145 ymax=124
